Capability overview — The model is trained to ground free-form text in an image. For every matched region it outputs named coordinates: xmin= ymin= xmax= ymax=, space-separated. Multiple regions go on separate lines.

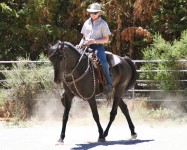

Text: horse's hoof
xmin=98 ymin=138 xmax=106 ymax=142
xmin=98 ymin=135 xmax=106 ymax=142
xmin=131 ymin=133 xmax=138 ymax=139
xmin=56 ymin=138 xmax=64 ymax=145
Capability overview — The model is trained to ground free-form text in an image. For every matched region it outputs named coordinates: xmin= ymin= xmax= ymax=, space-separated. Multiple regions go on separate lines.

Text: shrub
xmin=140 ymin=30 xmax=187 ymax=93
xmin=0 ymin=89 xmax=7 ymax=105
xmin=1 ymin=54 xmax=55 ymax=120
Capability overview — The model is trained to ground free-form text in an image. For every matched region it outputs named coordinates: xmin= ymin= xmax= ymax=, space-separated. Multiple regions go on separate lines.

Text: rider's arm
xmin=87 ymin=35 xmax=109 ymax=45
xmin=78 ymin=35 xmax=85 ymax=47
xmin=95 ymin=35 xmax=109 ymax=44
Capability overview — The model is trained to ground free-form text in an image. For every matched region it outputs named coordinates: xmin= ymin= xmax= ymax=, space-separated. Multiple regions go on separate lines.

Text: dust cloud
xmin=160 ymin=94 xmax=187 ymax=115
xmin=32 ymin=89 xmax=187 ymax=123
xmin=32 ymin=90 xmax=93 ymax=121
xmin=32 ymin=90 xmax=63 ymax=121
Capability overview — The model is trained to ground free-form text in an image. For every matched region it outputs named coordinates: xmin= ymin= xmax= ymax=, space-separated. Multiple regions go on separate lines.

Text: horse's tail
xmin=124 ymin=56 xmax=138 ymax=90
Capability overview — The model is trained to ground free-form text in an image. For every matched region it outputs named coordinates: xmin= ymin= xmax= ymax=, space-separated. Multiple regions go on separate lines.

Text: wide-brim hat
xmin=87 ymin=3 xmax=103 ymax=13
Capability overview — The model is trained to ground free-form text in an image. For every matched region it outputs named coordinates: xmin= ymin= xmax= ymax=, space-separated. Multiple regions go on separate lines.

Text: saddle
xmin=86 ymin=49 xmax=122 ymax=68
xmin=105 ymin=51 xmax=122 ymax=68
xmin=87 ymin=49 xmax=122 ymax=89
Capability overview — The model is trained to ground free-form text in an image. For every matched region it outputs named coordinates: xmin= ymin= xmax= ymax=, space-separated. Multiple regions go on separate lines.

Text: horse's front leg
xmin=104 ymin=95 xmax=119 ymax=138
xmin=119 ymin=98 xmax=137 ymax=139
xmin=58 ymin=92 xmax=73 ymax=143
xmin=87 ymin=98 xmax=105 ymax=142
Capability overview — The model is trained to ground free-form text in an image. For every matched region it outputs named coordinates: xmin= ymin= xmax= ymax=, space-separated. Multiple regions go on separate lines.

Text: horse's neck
xmin=64 ymin=44 xmax=81 ymax=73
xmin=64 ymin=45 xmax=89 ymax=79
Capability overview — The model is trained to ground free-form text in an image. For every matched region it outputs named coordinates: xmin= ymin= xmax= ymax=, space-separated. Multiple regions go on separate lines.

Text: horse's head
xmin=48 ymin=40 xmax=86 ymax=84
xmin=48 ymin=40 xmax=64 ymax=60
xmin=48 ymin=40 xmax=65 ymax=84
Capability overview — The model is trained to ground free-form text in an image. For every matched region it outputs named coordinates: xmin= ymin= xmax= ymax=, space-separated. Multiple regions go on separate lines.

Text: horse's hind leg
xmin=119 ymin=98 xmax=137 ymax=138
xmin=87 ymin=98 xmax=105 ymax=141
xmin=58 ymin=92 xmax=73 ymax=143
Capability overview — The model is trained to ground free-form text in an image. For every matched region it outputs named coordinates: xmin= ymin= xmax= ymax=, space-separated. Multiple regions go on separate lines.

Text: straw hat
xmin=87 ymin=3 xmax=103 ymax=13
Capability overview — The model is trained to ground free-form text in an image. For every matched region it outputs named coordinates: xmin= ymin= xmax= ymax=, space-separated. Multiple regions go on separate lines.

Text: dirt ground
xmin=1 ymin=117 xmax=187 ymax=150
xmin=1 ymin=98 xmax=187 ymax=150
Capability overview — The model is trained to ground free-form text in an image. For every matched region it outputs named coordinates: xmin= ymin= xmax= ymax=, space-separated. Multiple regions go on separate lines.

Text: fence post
xmin=131 ymin=61 xmax=136 ymax=111
xmin=132 ymin=86 xmax=135 ymax=111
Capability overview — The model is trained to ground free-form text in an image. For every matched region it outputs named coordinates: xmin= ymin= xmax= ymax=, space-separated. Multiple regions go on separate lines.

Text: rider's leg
xmin=93 ymin=44 xmax=112 ymax=86
xmin=100 ymin=62 xmax=112 ymax=86
xmin=90 ymin=44 xmax=113 ymax=86
xmin=91 ymin=44 xmax=113 ymax=98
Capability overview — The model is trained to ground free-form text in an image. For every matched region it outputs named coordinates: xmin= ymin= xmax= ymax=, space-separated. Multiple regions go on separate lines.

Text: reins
xmin=63 ymin=46 xmax=96 ymax=100
xmin=69 ymin=45 xmax=89 ymax=75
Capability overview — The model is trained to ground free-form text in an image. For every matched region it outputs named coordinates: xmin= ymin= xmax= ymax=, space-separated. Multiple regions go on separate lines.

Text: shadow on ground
xmin=71 ymin=139 xmax=154 ymax=150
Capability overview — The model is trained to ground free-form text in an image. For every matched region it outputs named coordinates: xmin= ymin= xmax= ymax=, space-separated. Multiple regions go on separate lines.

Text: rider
xmin=77 ymin=2 xmax=113 ymax=97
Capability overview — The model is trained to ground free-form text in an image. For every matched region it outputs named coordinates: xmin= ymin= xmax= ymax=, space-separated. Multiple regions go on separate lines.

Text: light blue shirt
xmin=81 ymin=17 xmax=111 ymax=41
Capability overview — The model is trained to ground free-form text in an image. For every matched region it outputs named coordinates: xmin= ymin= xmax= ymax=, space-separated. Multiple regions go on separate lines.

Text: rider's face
xmin=90 ymin=12 xmax=100 ymax=21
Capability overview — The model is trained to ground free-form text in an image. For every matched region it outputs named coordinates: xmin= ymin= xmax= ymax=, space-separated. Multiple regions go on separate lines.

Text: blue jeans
xmin=90 ymin=44 xmax=112 ymax=86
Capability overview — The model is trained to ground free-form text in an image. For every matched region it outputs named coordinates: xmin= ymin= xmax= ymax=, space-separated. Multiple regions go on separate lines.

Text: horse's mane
xmin=64 ymin=41 xmax=82 ymax=55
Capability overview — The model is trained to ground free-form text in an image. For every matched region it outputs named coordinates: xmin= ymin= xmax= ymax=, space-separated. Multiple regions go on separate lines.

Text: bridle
xmin=49 ymin=42 xmax=96 ymax=100
xmin=48 ymin=41 xmax=64 ymax=59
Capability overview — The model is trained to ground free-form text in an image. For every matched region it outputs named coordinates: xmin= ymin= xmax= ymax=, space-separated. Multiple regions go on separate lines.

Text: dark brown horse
xmin=48 ymin=41 xmax=137 ymax=143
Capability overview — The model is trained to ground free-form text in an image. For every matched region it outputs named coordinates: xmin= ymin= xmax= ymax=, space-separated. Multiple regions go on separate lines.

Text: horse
xmin=48 ymin=41 xmax=137 ymax=143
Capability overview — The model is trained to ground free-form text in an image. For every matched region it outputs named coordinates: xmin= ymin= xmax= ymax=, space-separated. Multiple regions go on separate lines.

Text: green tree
xmin=0 ymin=0 xmax=187 ymax=60
xmin=149 ymin=0 xmax=187 ymax=41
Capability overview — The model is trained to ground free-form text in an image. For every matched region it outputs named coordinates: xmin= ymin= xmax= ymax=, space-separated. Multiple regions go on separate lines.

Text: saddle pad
xmin=105 ymin=51 xmax=122 ymax=67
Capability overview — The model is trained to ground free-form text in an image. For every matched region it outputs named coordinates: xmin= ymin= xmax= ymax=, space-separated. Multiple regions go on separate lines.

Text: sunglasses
xmin=90 ymin=12 xmax=99 ymax=15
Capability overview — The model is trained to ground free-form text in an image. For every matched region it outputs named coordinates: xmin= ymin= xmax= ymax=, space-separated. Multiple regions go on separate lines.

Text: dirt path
xmin=0 ymin=120 xmax=187 ymax=150
xmin=1 ymin=98 xmax=187 ymax=150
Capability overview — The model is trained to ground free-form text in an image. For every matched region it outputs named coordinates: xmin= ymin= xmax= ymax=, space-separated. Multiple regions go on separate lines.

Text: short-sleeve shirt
xmin=81 ymin=17 xmax=111 ymax=41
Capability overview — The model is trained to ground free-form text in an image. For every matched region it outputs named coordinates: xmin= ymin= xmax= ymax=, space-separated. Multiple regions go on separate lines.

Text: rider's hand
xmin=87 ymin=39 xmax=95 ymax=45
xmin=76 ymin=44 xmax=82 ymax=49
xmin=82 ymin=40 xmax=89 ymax=46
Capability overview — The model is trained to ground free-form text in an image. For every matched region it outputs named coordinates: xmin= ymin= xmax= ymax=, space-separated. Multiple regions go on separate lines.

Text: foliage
xmin=120 ymin=27 xmax=152 ymax=58
xmin=136 ymin=106 xmax=179 ymax=121
xmin=140 ymin=30 xmax=187 ymax=92
xmin=0 ymin=54 xmax=54 ymax=119
xmin=149 ymin=0 xmax=187 ymax=41
xmin=0 ymin=0 xmax=187 ymax=61
xmin=172 ymin=30 xmax=187 ymax=59
xmin=148 ymin=108 xmax=177 ymax=120
xmin=0 ymin=89 xmax=7 ymax=105
xmin=133 ymin=100 xmax=186 ymax=121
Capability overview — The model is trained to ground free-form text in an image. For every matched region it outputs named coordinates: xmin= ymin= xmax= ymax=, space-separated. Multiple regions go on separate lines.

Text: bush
xmin=0 ymin=89 xmax=7 ymax=105
xmin=140 ymin=30 xmax=187 ymax=93
xmin=0 ymin=55 xmax=55 ymax=120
